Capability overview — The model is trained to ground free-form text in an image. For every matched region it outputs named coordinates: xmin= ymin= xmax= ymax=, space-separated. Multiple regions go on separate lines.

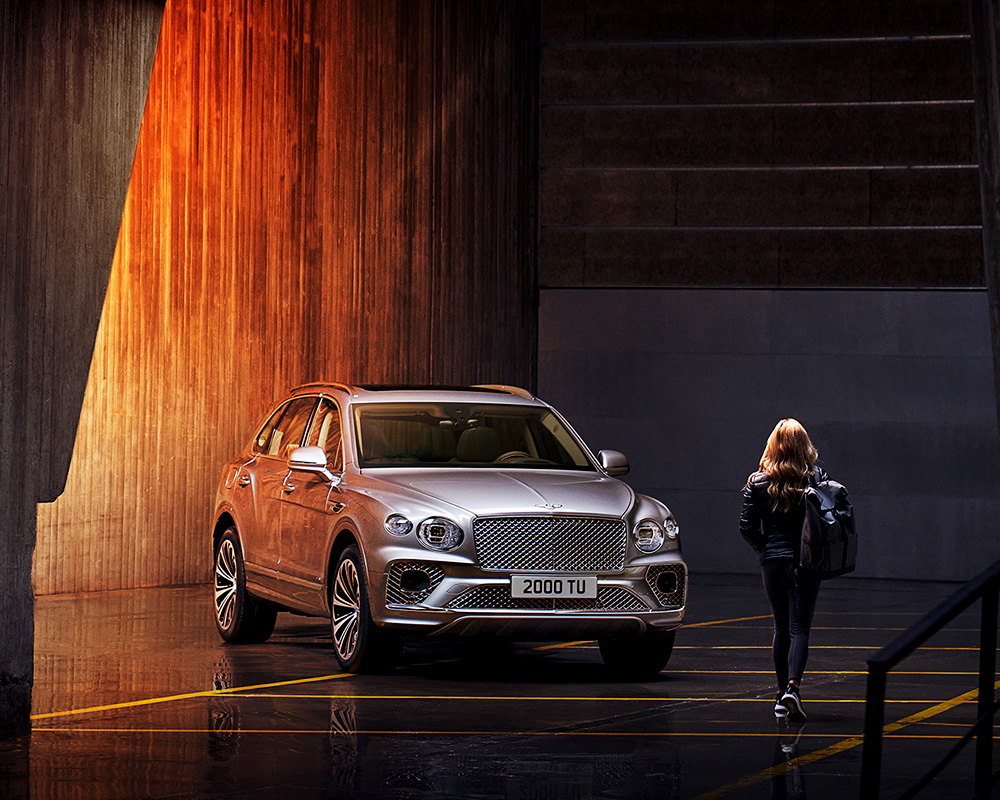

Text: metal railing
xmin=860 ymin=559 xmax=1000 ymax=799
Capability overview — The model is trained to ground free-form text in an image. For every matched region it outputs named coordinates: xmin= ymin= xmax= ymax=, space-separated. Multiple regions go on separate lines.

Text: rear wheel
xmin=599 ymin=630 xmax=676 ymax=680
xmin=213 ymin=527 xmax=277 ymax=643
xmin=331 ymin=545 xmax=399 ymax=672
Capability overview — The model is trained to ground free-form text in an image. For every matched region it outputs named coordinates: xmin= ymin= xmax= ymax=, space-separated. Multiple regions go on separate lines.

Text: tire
xmin=213 ymin=527 xmax=277 ymax=643
xmin=599 ymin=630 xmax=676 ymax=680
xmin=330 ymin=544 xmax=399 ymax=673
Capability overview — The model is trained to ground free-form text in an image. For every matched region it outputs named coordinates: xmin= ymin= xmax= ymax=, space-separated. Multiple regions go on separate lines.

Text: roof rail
xmin=472 ymin=384 xmax=535 ymax=400
xmin=290 ymin=382 xmax=356 ymax=394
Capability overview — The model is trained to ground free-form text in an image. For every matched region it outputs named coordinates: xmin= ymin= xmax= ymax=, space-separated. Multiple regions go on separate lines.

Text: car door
xmin=242 ymin=395 xmax=318 ymax=592
xmin=278 ymin=397 xmax=346 ymax=611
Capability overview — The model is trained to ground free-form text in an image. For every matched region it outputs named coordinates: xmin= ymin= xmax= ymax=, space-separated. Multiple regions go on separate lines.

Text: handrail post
xmin=975 ymin=581 xmax=998 ymax=796
xmin=861 ymin=664 xmax=887 ymax=800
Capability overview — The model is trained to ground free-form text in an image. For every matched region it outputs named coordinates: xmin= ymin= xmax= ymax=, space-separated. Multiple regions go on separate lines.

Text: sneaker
xmin=780 ymin=684 xmax=807 ymax=722
xmin=774 ymin=692 xmax=789 ymax=719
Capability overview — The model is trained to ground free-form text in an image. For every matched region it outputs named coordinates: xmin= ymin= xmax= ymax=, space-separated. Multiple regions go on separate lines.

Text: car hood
xmin=366 ymin=469 xmax=635 ymax=518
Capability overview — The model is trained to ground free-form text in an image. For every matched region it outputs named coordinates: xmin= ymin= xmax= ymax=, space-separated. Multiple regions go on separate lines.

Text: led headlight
xmin=384 ymin=514 xmax=413 ymax=536
xmin=633 ymin=519 xmax=665 ymax=553
xmin=416 ymin=517 xmax=464 ymax=551
xmin=663 ymin=516 xmax=679 ymax=540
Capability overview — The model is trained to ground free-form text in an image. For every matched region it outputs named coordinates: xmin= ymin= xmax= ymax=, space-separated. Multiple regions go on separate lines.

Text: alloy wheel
xmin=333 ymin=557 xmax=361 ymax=661
xmin=214 ymin=539 xmax=238 ymax=631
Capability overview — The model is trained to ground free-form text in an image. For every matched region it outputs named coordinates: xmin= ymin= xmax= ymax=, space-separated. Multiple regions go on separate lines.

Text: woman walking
xmin=740 ymin=418 xmax=826 ymax=722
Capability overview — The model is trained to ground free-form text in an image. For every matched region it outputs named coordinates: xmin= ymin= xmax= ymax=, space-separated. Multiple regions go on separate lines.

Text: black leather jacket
xmin=740 ymin=466 xmax=829 ymax=564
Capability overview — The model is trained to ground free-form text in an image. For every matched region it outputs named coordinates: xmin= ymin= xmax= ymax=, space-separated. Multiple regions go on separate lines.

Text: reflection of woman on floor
xmin=770 ymin=723 xmax=807 ymax=800
xmin=740 ymin=419 xmax=826 ymax=722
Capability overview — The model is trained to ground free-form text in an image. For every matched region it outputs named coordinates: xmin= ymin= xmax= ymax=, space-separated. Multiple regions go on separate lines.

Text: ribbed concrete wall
xmin=31 ymin=0 xmax=540 ymax=595
xmin=540 ymin=0 xmax=981 ymax=287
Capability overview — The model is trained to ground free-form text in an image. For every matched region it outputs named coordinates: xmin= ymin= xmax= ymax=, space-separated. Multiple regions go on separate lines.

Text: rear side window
xmin=255 ymin=396 xmax=317 ymax=458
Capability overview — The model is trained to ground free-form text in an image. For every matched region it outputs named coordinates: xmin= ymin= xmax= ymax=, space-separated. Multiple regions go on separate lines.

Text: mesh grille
xmin=385 ymin=561 xmax=445 ymax=606
xmin=473 ymin=516 xmax=627 ymax=571
xmin=445 ymin=585 xmax=649 ymax=612
xmin=645 ymin=564 xmax=687 ymax=608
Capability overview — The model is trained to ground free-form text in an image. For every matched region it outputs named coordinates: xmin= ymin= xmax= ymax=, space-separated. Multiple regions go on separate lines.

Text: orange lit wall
xmin=33 ymin=0 xmax=539 ymax=594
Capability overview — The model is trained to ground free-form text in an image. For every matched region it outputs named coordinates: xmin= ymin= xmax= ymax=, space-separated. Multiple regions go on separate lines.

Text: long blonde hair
xmin=758 ymin=418 xmax=818 ymax=512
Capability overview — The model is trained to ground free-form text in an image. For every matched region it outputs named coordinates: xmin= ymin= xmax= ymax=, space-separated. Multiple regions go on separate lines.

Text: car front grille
xmin=473 ymin=515 xmax=627 ymax=572
xmin=444 ymin=585 xmax=649 ymax=612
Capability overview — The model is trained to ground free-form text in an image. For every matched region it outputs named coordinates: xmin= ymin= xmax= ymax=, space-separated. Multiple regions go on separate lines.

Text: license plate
xmin=510 ymin=575 xmax=597 ymax=599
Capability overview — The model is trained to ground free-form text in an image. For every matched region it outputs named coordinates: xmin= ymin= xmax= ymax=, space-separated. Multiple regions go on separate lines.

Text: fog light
xmin=399 ymin=569 xmax=431 ymax=593
xmin=656 ymin=572 xmax=678 ymax=594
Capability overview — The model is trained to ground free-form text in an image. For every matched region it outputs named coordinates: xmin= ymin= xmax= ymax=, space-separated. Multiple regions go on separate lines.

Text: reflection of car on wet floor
xmin=208 ymin=652 xmax=684 ymax=798
xmin=211 ymin=383 xmax=687 ymax=678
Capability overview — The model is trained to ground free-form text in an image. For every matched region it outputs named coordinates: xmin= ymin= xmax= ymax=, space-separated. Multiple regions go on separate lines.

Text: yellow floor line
xmin=684 ymin=615 xmax=774 ymax=627
xmin=28 ymin=727 xmax=978 ymax=741
xmin=219 ymin=693 xmax=972 ymax=705
xmin=691 ymin=681 xmax=997 ymax=799
xmin=690 ymin=626 xmax=982 ymax=633
xmin=816 ymin=611 xmax=930 ymax=616
xmin=531 ymin=640 xmax=590 ymax=651
xmin=673 ymin=645 xmax=981 ymax=651
xmin=669 ymin=670 xmax=978 ymax=676
xmin=30 ymin=673 xmax=352 ymax=721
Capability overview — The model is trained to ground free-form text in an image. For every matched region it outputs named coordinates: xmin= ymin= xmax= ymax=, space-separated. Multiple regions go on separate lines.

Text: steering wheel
xmin=495 ymin=450 xmax=532 ymax=464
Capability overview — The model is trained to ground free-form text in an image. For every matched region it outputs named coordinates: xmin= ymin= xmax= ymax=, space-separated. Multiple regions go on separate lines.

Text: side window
xmin=253 ymin=403 xmax=289 ymax=455
xmin=264 ymin=396 xmax=317 ymax=459
xmin=306 ymin=398 xmax=344 ymax=471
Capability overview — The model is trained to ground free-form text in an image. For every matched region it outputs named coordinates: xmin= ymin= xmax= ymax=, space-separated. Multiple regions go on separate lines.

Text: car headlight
xmin=633 ymin=519 xmax=664 ymax=553
xmin=664 ymin=516 xmax=679 ymax=540
xmin=384 ymin=514 xmax=413 ymax=536
xmin=416 ymin=517 xmax=464 ymax=551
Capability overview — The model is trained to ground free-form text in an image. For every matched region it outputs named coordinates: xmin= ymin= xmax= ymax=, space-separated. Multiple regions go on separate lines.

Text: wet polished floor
xmin=0 ymin=574 xmax=994 ymax=799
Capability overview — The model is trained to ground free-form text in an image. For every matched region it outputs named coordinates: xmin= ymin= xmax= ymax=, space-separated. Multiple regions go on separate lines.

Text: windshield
xmin=353 ymin=403 xmax=595 ymax=470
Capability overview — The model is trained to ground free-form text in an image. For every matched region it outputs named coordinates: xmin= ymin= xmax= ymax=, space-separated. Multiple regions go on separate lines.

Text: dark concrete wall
xmin=536 ymin=0 xmax=999 ymax=581
xmin=970 ymin=0 xmax=1000 ymax=446
xmin=540 ymin=0 xmax=981 ymax=288
xmin=0 ymin=0 xmax=163 ymax=739
xmin=539 ymin=288 xmax=1000 ymax=580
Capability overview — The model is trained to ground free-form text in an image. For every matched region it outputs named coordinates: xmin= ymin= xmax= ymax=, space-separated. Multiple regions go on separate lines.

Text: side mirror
xmin=288 ymin=446 xmax=340 ymax=485
xmin=598 ymin=449 xmax=630 ymax=477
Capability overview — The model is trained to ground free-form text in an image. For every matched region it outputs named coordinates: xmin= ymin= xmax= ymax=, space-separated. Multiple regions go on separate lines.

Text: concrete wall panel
xmin=538 ymin=288 xmax=1000 ymax=581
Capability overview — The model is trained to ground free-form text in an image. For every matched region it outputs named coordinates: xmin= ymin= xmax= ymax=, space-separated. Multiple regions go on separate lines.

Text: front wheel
xmin=599 ymin=630 xmax=676 ymax=680
xmin=331 ymin=545 xmax=399 ymax=673
xmin=213 ymin=527 xmax=277 ymax=643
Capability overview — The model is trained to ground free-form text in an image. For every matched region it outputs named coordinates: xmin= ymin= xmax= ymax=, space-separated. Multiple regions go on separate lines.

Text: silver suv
xmin=212 ymin=384 xmax=687 ymax=678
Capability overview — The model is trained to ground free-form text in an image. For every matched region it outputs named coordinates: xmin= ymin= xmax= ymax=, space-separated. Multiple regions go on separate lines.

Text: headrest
xmin=456 ymin=426 xmax=501 ymax=462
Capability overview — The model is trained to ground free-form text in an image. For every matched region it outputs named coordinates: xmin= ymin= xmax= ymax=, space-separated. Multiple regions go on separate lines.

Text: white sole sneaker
xmin=780 ymin=688 xmax=807 ymax=722
xmin=774 ymin=695 xmax=789 ymax=719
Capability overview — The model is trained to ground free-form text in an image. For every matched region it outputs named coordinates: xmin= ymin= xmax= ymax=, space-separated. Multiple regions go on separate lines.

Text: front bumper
xmin=370 ymin=557 xmax=687 ymax=640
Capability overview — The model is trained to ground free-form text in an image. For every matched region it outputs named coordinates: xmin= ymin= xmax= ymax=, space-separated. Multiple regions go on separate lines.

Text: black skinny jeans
xmin=761 ymin=559 xmax=821 ymax=689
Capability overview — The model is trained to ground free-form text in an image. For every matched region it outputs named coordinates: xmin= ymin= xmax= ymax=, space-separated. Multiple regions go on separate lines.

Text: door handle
xmin=237 ymin=474 xmax=251 ymax=487
xmin=282 ymin=482 xmax=296 ymax=493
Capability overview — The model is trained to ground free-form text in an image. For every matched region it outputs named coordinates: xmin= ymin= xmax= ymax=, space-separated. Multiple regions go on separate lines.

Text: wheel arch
xmin=326 ymin=527 xmax=362 ymax=610
xmin=213 ymin=512 xmax=237 ymax=556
